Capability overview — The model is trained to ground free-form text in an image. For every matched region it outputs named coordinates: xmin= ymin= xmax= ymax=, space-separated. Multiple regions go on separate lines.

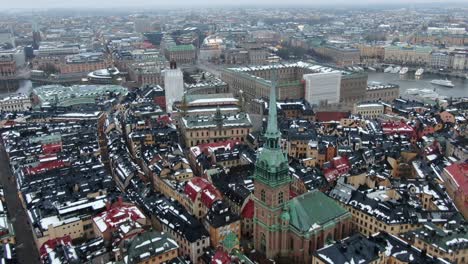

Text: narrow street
xmin=0 ymin=144 xmax=40 ymax=264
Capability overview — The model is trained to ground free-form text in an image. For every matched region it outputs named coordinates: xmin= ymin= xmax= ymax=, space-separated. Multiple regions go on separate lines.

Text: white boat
xmin=403 ymin=88 xmax=444 ymax=101
xmin=430 ymin=79 xmax=454 ymax=88
xmin=391 ymin=66 xmax=401 ymax=74
xmin=368 ymin=67 xmax=376 ymax=71
xmin=384 ymin=66 xmax=393 ymax=73
xmin=415 ymin=68 xmax=424 ymax=77
xmin=399 ymin=67 xmax=408 ymax=75
xmin=405 ymin=88 xmax=420 ymax=95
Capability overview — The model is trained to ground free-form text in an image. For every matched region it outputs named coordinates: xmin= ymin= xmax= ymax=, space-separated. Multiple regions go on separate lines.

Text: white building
xmin=164 ymin=68 xmax=184 ymax=112
xmin=451 ymin=51 xmax=467 ymax=71
xmin=36 ymin=45 xmax=80 ymax=57
xmin=354 ymin=103 xmax=384 ymax=119
xmin=430 ymin=52 xmax=450 ymax=69
xmin=427 ymin=27 xmax=466 ymax=35
xmin=303 ymin=72 xmax=341 ymax=106
xmin=0 ymin=94 xmax=32 ymax=112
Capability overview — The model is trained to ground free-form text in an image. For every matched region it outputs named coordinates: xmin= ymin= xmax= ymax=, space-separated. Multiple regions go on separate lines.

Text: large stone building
xmin=384 ymin=45 xmax=432 ymax=65
xmin=164 ymin=45 xmax=197 ymax=64
xmin=0 ymin=94 xmax=32 ymax=112
xmin=252 ymin=80 xmax=352 ymax=263
xmin=430 ymin=52 xmax=450 ymax=69
xmin=221 ymin=62 xmax=368 ymax=111
xmin=59 ymin=52 xmax=111 ymax=74
xmin=450 ymin=49 xmax=467 ymax=71
xmin=357 ymin=44 xmax=385 ymax=63
xmin=0 ymin=47 xmax=25 ymax=79
xmin=353 ymin=103 xmax=384 ymax=119
xmin=0 ymin=54 xmax=17 ymax=78
xmin=365 ymin=83 xmax=399 ymax=102
xmin=127 ymin=61 xmax=165 ymax=87
xmin=410 ymin=32 xmax=468 ymax=46
xmin=180 ymin=107 xmax=252 ymax=147
xmin=314 ymin=45 xmax=360 ymax=66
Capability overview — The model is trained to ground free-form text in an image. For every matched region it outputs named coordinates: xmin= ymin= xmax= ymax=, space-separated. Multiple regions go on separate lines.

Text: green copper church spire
xmin=253 ymin=70 xmax=290 ymax=188
xmin=265 ymin=74 xmax=281 ymax=142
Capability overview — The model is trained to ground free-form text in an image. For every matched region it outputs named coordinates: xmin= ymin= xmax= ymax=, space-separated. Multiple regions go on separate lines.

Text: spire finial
xmin=264 ymin=69 xmax=280 ymax=149
xmin=266 ymin=70 xmax=279 ymax=135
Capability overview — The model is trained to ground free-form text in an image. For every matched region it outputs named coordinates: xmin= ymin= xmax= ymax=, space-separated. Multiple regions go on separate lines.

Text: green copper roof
xmin=167 ymin=44 xmax=196 ymax=52
xmin=222 ymin=232 xmax=239 ymax=252
xmin=289 ymin=190 xmax=350 ymax=234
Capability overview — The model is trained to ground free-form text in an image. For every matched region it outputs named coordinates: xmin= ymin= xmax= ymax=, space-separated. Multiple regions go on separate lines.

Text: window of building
xmin=278 ymin=191 xmax=284 ymax=204
xmin=261 ymin=189 xmax=266 ymax=202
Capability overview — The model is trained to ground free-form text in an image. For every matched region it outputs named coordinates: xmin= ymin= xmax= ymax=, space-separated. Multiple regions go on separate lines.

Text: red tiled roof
xmin=381 ymin=122 xmax=415 ymax=135
xmin=211 ymin=249 xmax=231 ymax=264
xmin=241 ymin=199 xmax=254 ymax=219
xmin=324 ymin=156 xmax=350 ymax=182
xmin=42 ymin=143 xmax=62 ymax=154
xmin=24 ymin=159 xmax=68 ymax=175
xmin=92 ymin=203 xmax=146 ymax=233
xmin=4 ymin=120 xmax=15 ymax=126
xmin=142 ymin=41 xmax=155 ymax=49
xmin=184 ymin=177 xmax=222 ymax=207
xmin=201 ymin=185 xmax=221 ymax=208
xmin=445 ymin=163 xmax=468 ymax=194
xmin=157 ymin=115 xmax=172 ymax=125
xmin=39 ymin=236 xmax=72 ymax=257
xmin=332 ymin=156 xmax=350 ymax=170
xmin=184 ymin=177 xmax=211 ymax=202
xmin=316 ymin=111 xmax=349 ymax=122
xmin=198 ymin=140 xmax=241 ymax=154
xmin=324 ymin=168 xmax=340 ymax=183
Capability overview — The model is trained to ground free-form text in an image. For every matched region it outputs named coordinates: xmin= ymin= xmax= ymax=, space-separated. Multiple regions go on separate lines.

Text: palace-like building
xmin=252 ymin=77 xmax=352 ymax=263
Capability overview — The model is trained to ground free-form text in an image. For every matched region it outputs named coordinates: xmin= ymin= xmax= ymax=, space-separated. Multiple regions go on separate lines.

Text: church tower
xmin=32 ymin=19 xmax=41 ymax=49
xmin=253 ymin=74 xmax=291 ymax=259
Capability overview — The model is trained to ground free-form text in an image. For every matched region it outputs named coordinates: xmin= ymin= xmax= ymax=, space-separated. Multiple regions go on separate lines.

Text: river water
xmin=367 ymin=72 xmax=467 ymax=98
xmin=1 ymin=73 xmax=467 ymax=99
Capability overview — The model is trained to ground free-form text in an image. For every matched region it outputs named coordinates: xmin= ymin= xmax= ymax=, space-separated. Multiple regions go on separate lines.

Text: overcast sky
xmin=2 ymin=0 xmax=467 ymax=9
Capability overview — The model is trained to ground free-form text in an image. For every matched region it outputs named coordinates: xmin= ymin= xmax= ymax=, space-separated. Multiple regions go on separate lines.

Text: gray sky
xmin=2 ymin=0 xmax=466 ymax=9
